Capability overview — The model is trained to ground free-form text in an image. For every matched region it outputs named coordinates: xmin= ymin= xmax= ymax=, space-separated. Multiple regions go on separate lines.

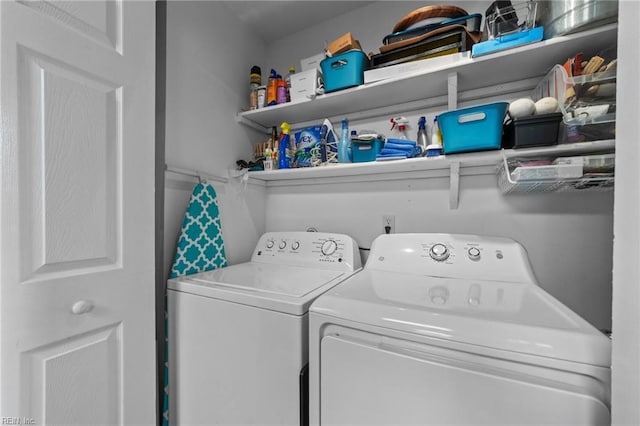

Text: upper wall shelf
xmin=237 ymin=24 xmax=618 ymax=130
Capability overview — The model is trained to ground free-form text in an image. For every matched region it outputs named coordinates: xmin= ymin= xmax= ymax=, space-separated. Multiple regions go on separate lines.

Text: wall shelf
xmin=248 ymin=139 xmax=615 ymax=186
xmin=237 ymin=24 xmax=618 ymax=130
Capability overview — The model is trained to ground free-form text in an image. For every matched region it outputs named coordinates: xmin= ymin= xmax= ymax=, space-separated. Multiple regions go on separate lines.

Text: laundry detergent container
xmin=439 ymin=102 xmax=509 ymax=154
xmin=321 ymin=50 xmax=367 ymax=93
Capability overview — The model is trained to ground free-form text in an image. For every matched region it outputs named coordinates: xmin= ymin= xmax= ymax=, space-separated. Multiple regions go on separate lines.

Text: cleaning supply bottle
xmin=338 ymin=118 xmax=350 ymax=163
xmin=390 ymin=116 xmax=410 ymax=139
xmin=425 ymin=116 xmax=443 ymax=157
xmin=417 ymin=116 xmax=429 ymax=150
xmin=432 ymin=116 xmax=442 ymax=145
xmin=278 ymin=122 xmax=292 ymax=169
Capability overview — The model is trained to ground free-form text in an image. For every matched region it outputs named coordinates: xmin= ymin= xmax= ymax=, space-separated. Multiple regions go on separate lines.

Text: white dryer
xmin=309 ymin=233 xmax=611 ymax=426
xmin=168 ymin=231 xmax=361 ymax=426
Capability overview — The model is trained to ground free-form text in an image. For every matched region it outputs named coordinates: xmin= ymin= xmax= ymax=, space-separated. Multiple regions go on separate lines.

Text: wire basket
xmin=497 ymin=151 xmax=614 ymax=194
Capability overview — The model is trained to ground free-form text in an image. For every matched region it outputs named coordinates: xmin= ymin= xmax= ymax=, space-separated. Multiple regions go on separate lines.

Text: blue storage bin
xmin=321 ymin=50 xmax=367 ymax=93
xmin=439 ymin=102 xmax=509 ymax=154
xmin=351 ymin=138 xmax=383 ymax=163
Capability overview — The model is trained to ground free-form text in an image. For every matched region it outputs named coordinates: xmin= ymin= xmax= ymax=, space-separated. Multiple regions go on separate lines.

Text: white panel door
xmin=0 ymin=1 xmax=156 ymax=424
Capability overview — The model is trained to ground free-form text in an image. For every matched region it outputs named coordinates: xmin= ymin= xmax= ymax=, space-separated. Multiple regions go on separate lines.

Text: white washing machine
xmin=168 ymin=231 xmax=361 ymax=426
xmin=309 ymin=233 xmax=611 ymax=426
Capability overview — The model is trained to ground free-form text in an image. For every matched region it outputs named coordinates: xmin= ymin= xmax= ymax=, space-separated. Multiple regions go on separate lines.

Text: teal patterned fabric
xmin=170 ymin=182 xmax=227 ymax=278
xmin=163 ymin=182 xmax=227 ymax=426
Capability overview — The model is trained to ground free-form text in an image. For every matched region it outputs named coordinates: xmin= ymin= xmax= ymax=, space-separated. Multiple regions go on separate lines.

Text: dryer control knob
xmin=429 ymin=243 xmax=450 ymax=261
xmin=266 ymin=239 xmax=275 ymax=249
xmin=279 ymin=240 xmax=287 ymax=250
xmin=292 ymin=241 xmax=300 ymax=251
xmin=467 ymin=247 xmax=481 ymax=261
xmin=321 ymin=239 xmax=338 ymax=256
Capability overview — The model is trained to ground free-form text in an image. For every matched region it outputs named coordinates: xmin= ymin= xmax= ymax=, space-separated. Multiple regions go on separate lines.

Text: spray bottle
xmin=338 ymin=118 xmax=351 ymax=163
xmin=278 ymin=122 xmax=292 ymax=169
xmin=425 ymin=116 xmax=443 ymax=157
xmin=390 ymin=116 xmax=410 ymax=139
xmin=417 ymin=116 xmax=429 ymax=150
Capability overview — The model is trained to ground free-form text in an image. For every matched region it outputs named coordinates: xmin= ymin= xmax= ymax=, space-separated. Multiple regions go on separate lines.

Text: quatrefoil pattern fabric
xmin=170 ymin=182 xmax=227 ymax=278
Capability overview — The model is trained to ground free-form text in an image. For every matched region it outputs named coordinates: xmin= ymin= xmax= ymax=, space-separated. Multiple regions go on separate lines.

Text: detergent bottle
xmin=278 ymin=122 xmax=292 ymax=169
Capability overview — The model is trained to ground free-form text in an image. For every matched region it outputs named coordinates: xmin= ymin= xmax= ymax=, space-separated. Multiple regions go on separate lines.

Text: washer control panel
xmin=252 ymin=232 xmax=362 ymax=271
xmin=367 ymin=233 xmax=537 ymax=284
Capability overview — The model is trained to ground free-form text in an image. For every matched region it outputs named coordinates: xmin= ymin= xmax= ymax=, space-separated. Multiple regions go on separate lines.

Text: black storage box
xmin=502 ymin=112 xmax=562 ymax=148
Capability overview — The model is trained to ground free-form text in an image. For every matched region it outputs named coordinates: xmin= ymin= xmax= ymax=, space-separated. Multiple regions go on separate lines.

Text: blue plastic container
xmin=438 ymin=102 xmax=509 ymax=154
xmin=321 ymin=50 xmax=367 ymax=93
xmin=351 ymin=138 xmax=383 ymax=163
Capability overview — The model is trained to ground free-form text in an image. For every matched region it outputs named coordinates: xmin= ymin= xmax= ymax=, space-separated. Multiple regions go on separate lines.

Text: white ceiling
xmin=223 ymin=1 xmax=375 ymax=43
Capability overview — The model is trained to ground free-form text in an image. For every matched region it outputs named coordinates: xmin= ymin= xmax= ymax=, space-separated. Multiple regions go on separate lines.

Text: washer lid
xmin=168 ymin=262 xmax=353 ymax=315
xmin=311 ymin=269 xmax=611 ymax=367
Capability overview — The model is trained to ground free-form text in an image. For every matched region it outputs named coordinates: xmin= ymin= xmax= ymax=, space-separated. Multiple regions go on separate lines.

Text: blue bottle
xmin=278 ymin=122 xmax=291 ymax=169
xmin=338 ymin=118 xmax=351 ymax=163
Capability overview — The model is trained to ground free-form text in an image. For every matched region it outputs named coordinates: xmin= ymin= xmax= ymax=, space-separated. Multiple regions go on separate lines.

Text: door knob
xmin=71 ymin=300 xmax=94 ymax=315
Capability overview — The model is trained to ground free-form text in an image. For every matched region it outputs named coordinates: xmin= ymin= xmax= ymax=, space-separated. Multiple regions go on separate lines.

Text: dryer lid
xmin=168 ymin=262 xmax=354 ymax=315
xmin=311 ymin=269 xmax=611 ymax=366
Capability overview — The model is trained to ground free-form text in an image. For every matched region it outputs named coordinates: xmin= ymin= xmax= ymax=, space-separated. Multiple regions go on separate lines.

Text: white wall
xmin=164 ymin=1 xmax=267 ymax=275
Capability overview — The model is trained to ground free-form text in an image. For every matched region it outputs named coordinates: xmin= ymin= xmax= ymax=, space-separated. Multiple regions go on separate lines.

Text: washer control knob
xmin=429 ymin=286 xmax=450 ymax=305
xmin=467 ymin=247 xmax=481 ymax=261
xmin=266 ymin=239 xmax=275 ymax=249
xmin=291 ymin=241 xmax=300 ymax=251
xmin=321 ymin=239 xmax=338 ymax=256
xmin=279 ymin=240 xmax=287 ymax=250
xmin=429 ymin=243 xmax=450 ymax=261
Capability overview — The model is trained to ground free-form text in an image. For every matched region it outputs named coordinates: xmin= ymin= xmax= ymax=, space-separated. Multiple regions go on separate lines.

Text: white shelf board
xmin=248 ymin=140 xmax=615 ymax=186
xmin=237 ymin=24 xmax=618 ymax=130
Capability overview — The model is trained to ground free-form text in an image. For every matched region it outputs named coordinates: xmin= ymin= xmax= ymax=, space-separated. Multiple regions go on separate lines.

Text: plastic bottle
xmin=285 ymin=66 xmax=295 ymax=103
xmin=432 ymin=116 xmax=442 ymax=145
xmin=249 ymin=66 xmax=261 ymax=110
xmin=390 ymin=116 xmax=410 ymax=139
xmin=271 ymin=126 xmax=279 ymax=169
xmin=417 ymin=116 xmax=429 ymax=150
xmin=267 ymin=69 xmax=278 ymax=106
xmin=350 ymin=130 xmax=358 ymax=162
xmin=338 ymin=118 xmax=351 ymax=163
xmin=425 ymin=116 xmax=443 ymax=157
xmin=278 ymin=122 xmax=292 ymax=169
xmin=276 ymin=75 xmax=287 ymax=104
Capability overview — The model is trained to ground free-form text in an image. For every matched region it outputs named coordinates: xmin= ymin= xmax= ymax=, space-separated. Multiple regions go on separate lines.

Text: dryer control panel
xmin=252 ymin=232 xmax=362 ymax=271
xmin=366 ymin=233 xmax=537 ymax=284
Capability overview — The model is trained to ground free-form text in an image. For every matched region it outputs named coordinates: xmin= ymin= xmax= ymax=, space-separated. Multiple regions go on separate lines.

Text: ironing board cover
xmin=163 ymin=182 xmax=227 ymax=426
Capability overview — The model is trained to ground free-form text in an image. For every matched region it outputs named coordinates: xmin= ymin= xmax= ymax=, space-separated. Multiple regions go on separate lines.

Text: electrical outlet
xmin=382 ymin=215 xmax=395 ymax=234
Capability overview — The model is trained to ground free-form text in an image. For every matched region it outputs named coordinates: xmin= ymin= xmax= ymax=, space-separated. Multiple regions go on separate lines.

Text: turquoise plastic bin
xmin=351 ymin=138 xmax=383 ymax=162
xmin=439 ymin=102 xmax=509 ymax=154
xmin=321 ymin=50 xmax=367 ymax=93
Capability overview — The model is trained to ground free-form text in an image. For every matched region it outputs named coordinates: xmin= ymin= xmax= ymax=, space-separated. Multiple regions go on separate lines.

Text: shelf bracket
xmin=447 ymin=72 xmax=458 ymax=111
xmin=236 ymin=113 xmax=269 ymax=133
xmin=449 ymin=161 xmax=460 ymax=210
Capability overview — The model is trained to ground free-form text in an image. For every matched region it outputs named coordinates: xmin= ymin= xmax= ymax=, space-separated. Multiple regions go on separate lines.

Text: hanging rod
xmin=164 ymin=164 xmax=229 ymax=184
